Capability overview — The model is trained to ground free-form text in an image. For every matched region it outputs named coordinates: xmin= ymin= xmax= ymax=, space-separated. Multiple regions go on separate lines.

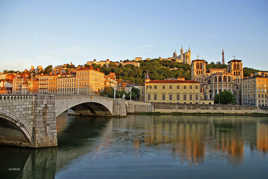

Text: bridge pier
xmin=31 ymin=95 xmax=57 ymax=148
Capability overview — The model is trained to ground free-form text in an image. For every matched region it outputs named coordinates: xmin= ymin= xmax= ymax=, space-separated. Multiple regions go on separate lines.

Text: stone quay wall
xmin=126 ymin=101 xmax=154 ymax=114
xmin=153 ymin=103 xmax=268 ymax=114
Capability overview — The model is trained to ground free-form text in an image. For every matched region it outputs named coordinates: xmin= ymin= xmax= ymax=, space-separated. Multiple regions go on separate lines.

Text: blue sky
xmin=0 ymin=0 xmax=267 ymax=71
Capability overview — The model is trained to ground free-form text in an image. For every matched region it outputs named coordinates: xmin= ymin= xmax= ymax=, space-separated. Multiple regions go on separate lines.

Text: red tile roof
xmin=146 ymin=80 xmax=199 ymax=84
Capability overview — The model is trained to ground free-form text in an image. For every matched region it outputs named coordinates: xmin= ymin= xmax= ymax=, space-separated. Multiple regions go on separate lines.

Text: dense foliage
xmin=243 ymin=67 xmax=259 ymax=77
xmin=100 ymin=87 xmax=140 ymax=100
xmin=214 ymin=91 xmax=236 ymax=104
xmin=207 ymin=63 xmax=227 ymax=69
xmin=97 ymin=59 xmax=191 ymax=85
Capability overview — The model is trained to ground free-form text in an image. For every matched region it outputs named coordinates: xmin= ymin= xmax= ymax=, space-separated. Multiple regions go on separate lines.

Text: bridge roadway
xmin=0 ymin=94 xmax=127 ymax=148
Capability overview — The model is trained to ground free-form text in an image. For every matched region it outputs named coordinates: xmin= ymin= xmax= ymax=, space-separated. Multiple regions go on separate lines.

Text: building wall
xmin=38 ymin=75 xmax=57 ymax=94
xmin=76 ymin=69 xmax=105 ymax=94
xmin=57 ymin=76 xmax=76 ymax=95
xmin=242 ymin=77 xmax=268 ymax=107
xmin=145 ymin=80 xmax=212 ymax=104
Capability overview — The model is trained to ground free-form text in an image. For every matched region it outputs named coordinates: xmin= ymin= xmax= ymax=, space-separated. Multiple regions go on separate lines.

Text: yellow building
xmin=28 ymin=78 xmax=39 ymax=94
xmin=76 ymin=68 xmax=105 ymax=95
xmin=12 ymin=77 xmax=27 ymax=94
xmin=57 ymin=75 xmax=76 ymax=95
xmin=38 ymin=75 xmax=57 ymax=94
xmin=145 ymin=77 xmax=211 ymax=104
xmin=242 ymin=77 xmax=268 ymax=107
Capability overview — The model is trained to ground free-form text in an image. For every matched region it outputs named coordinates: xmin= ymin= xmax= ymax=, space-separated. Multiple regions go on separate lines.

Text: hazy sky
xmin=0 ymin=0 xmax=267 ymax=71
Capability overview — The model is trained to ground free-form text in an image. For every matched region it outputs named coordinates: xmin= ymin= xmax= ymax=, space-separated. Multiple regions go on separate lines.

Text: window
xmin=169 ymin=85 xmax=172 ymax=89
xmin=162 ymin=94 xmax=166 ymax=100
xmin=190 ymin=95 xmax=192 ymax=100
xmin=162 ymin=85 xmax=165 ymax=89
xmin=184 ymin=94 xmax=187 ymax=100
xmin=169 ymin=94 xmax=173 ymax=100
xmin=148 ymin=94 xmax=151 ymax=100
xmin=154 ymin=85 xmax=157 ymax=89
xmin=195 ymin=85 xmax=198 ymax=89
xmin=149 ymin=85 xmax=152 ymax=89
xmin=190 ymin=85 xmax=192 ymax=89
xmin=177 ymin=85 xmax=180 ymax=89
xmin=196 ymin=94 xmax=199 ymax=100
xmin=184 ymin=85 xmax=187 ymax=89
xmin=154 ymin=94 xmax=157 ymax=100
xmin=177 ymin=94 xmax=180 ymax=100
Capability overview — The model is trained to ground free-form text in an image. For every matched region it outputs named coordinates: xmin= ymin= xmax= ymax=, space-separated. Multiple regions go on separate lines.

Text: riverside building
xmin=242 ymin=76 xmax=268 ymax=107
xmin=145 ymin=76 xmax=213 ymax=104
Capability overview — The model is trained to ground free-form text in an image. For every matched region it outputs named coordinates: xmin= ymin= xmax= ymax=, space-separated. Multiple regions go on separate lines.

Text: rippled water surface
xmin=1 ymin=114 xmax=268 ymax=179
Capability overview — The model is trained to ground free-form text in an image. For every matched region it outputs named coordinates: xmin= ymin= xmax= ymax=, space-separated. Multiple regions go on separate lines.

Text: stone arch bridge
xmin=0 ymin=95 xmax=126 ymax=148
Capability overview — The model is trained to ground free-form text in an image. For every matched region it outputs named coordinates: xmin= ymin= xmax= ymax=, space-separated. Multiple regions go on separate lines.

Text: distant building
xmin=242 ymin=76 xmax=268 ymax=107
xmin=86 ymin=59 xmax=111 ymax=67
xmin=57 ymin=75 xmax=77 ymax=95
xmin=105 ymin=72 xmax=117 ymax=88
xmin=120 ymin=61 xmax=140 ymax=67
xmin=134 ymin=57 xmax=142 ymax=61
xmin=191 ymin=59 xmax=243 ymax=103
xmin=76 ymin=67 xmax=105 ymax=95
xmin=161 ymin=48 xmax=191 ymax=65
xmin=12 ymin=76 xmax=28 ymax=94
xmin=38 ymin=75 xmax=57 ymax=94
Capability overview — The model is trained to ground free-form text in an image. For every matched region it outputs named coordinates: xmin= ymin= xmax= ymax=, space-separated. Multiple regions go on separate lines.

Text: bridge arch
xmin=55 ymin=96 xmax=113 ymax=117
xmin=0 ymin=109 xmax=32 ymax=144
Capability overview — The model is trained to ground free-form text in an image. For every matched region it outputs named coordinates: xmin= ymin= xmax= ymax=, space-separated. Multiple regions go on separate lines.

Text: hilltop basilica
xmin=160 ymin=48 xmax=192 ymax=65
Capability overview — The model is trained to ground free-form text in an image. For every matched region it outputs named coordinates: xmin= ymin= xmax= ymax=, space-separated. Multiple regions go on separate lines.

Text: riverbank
xmin=126 ymin=102 xmax=268 ymax=117
xmin=129 ymin=112 xmax=268 ymax=117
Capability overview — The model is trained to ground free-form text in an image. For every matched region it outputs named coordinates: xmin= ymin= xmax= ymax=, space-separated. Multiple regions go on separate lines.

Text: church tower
xmin=145 ymin=72 xmax=150 ymax=83
xmin=180 ymin=47 xmax=184 ymax=62
xmin=173 ymin=50 xmax=178 ymax=58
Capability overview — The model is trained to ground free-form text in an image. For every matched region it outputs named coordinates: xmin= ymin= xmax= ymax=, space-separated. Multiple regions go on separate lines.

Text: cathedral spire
xmin=222 ymin=49 xmax=225 ymax=64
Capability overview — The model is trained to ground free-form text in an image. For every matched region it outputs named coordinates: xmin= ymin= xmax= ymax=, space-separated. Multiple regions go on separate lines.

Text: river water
xmin=0 ymin=114 xmax=268 ymax=179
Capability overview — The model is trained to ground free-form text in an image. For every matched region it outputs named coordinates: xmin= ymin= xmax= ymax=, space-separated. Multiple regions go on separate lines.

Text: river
xmin=0 ymin=114 xmax=268 ymax=179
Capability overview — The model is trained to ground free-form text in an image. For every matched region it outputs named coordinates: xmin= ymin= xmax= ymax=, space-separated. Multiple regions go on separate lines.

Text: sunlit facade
xmin=76 ymin=68 xmax=105 ymax=95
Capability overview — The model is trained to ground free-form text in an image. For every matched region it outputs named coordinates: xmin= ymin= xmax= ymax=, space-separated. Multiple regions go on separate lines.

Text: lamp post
xmin=130 ymin=87 xmax=133 ymax=101
xmin=113 ymin=86 xmax=117 ymax=100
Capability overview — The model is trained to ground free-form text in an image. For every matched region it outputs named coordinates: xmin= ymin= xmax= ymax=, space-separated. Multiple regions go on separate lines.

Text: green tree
xmin=214 ymin=91 xmax=236 ymax=104
xmin=44 ymin=65 xmax=53 ymax=74
xmin=243 ymin=67 xmax=259 ymax=77
xmin=125 ymin=87 xmax=140 ymax=100
xmin=100 ymin=87 xmax=114 ymax=98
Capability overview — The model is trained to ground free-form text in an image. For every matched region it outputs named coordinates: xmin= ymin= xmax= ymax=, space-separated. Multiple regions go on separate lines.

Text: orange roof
xmin=146 ymin=80 xmax=199 ymax=84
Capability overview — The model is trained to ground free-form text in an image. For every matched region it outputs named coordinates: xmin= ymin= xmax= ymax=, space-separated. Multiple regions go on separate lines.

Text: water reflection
xmin=0 ymin=115 xmax=268 ymax=179
xmin=111 ymin=116 xmax=268 ymax=165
